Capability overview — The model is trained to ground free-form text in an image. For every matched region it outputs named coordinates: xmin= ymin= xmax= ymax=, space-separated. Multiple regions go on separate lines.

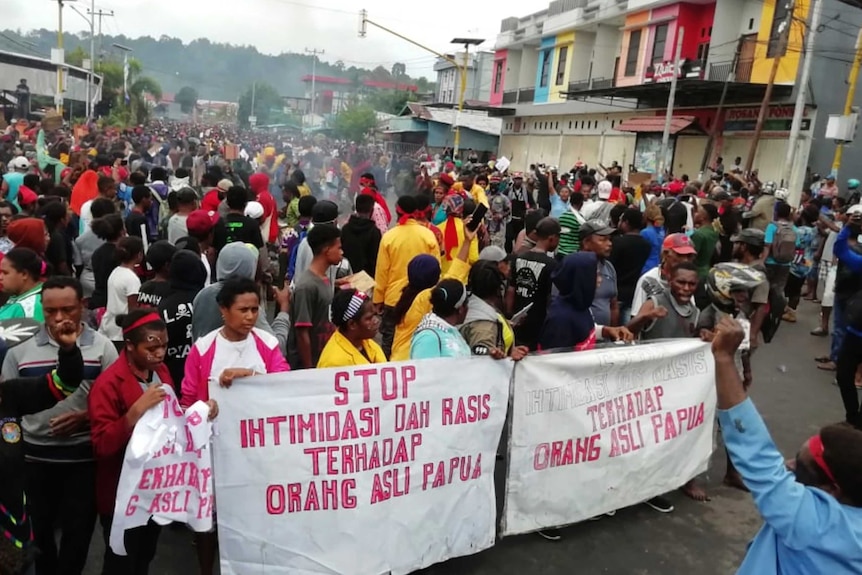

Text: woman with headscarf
xmin=437 ymin=193 xmax=479 ymax=274
xmin=317 ymin=289 xmax=386 ymax=368
xmin=389 ymin=222 xmax=477 ymax=362
xmin=538 ymin=252 xmax=633 ymax=352
xmin=410 ymin=279 xmax=472 ymax=359
xmin=359 ymin=173 xmax=391 ymax=235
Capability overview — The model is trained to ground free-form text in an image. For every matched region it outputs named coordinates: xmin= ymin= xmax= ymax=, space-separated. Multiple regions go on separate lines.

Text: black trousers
xmin=99 ymin=515 xmax=161 ymax=575
xmin=379 ymin=305 xmax=397 ymax=359
xmin=505 ymin=218 xmax=524 ymax=254
xmin=836 ymin=332 xmax=862 ymax=427
xmin=26 ymin=460 xmax=97 ymax=575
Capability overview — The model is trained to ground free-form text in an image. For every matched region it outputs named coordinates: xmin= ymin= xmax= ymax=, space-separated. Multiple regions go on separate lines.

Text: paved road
xmin=80 ymin=300 xmax=842 ymax=574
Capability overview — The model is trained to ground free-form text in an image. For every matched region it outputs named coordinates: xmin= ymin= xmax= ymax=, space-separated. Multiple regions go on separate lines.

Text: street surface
xmin=79 ymin=300 xmax=843 ymax=574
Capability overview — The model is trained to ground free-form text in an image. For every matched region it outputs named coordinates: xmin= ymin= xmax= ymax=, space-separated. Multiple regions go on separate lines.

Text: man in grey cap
xmin=580 ymin=220 xmax=619 ymax=327
xmin=731 ymin=228 xmax=771 ymax=349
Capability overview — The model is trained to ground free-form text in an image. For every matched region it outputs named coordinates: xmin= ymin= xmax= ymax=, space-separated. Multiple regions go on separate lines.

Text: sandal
xmin=817 ymin=361 xmax=837 ymax=372
xmin=810 ymin=328 xmax=828 ymax=337
xmin=815 ymin=356 xmax=831 ymax=363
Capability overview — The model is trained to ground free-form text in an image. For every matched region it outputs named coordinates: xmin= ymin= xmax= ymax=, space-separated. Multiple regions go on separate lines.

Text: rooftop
xmin=401 ymin=102 xmax=503 ymax=136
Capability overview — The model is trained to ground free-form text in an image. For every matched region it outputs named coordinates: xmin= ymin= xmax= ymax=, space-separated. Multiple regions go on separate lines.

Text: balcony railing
xmin=707 ymin=60 xmax=754 ymax=83
xmin=518 ymin=87 xmax=535 ymax=103
xmin=502 ymin=90 xmax=518 ymax=104
xmin=567 ymin=77 xmax=617 ymax=93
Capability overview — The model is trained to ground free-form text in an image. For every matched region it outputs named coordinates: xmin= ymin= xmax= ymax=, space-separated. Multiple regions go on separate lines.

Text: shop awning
xmin=615 ymin=115 xmax=699 ymax=135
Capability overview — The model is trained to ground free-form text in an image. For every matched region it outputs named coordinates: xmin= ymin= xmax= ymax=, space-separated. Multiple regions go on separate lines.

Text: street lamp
xmin=69 ymin=0 xmax=95 ymax=119
xmin=450 ymin=37 xmax=483 ymax=156
xmin=357 ymin=9 xmax=483 ymax=157
xmin=51 ymin=0 xmax=78 ymax=115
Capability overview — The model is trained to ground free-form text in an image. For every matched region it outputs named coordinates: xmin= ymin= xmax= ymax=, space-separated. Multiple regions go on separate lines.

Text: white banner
xmin=110 ymin=385 xmax=214 ymax=554
xmin=212 ymin=358 xmax=513 ymax=575
xmin=502 ymin=340 xmax=716 ymax=535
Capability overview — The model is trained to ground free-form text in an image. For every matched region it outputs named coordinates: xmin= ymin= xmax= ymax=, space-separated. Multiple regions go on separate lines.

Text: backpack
xmin=771 ymin=222 xmax=797 ymax=264
xmin=149 ymin=185 xmax=173 ymax=240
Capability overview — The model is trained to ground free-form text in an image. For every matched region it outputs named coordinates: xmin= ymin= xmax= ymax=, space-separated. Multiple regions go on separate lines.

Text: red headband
xmin=122 ymin=312 xmax=162 ymax=336
xmin=808 ymin=434 xmax=836 ymax=483
xmin=396 ymin=205 xmax=424 ymax=225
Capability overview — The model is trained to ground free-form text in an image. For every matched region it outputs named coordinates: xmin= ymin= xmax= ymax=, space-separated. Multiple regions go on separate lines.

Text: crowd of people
xmin=0 ymin=117 xmax=861 ymax=575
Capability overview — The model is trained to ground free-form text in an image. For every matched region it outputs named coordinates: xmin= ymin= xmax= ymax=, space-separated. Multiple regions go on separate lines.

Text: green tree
xmin=65 ymin=46 xmax=87 ymax=67
xmin=175 ymin=86 xmax=199 ymax=114
xmin=391 ymin=62 xmax=406 ymax=81
xmin=332 ymin=104 xmax=377 ymax=142
xmin=237 ymin=82 xmax=282 ymax=127
xmin=365 ymin=90 xmax=417 ymax=115
xmin=96 ymin=58 xmax=161 ymax=125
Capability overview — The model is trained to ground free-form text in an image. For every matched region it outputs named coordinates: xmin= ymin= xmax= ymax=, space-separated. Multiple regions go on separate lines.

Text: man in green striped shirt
xmin=557 ymin=191 xmax=586 ymax=256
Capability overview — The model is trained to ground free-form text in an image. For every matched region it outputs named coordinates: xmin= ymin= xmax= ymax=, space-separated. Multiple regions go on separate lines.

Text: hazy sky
xmin=3 ymin=0 xmax=527 ymax=79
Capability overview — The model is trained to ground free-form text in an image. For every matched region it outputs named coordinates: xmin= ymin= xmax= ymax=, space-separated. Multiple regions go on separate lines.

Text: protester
xmin=631 ymin=233 xmax=697 ymax=314
xmin=438 ymin=193 xmax=479 ymax=273
xmin=580 ymin=221 xmax=619 ymax=327
xmin=373 ymin=195 xmax=440 ymax=357
xmin=137 ymin=240 xmax=177 ymax=308
xmin=461 ymin=261 xmax=528 ymax=360
xmin=0 ymin=247 xmax=46 ymax=321
xmin=88 ymin=309 xmax=172 ymax=575
xmin=0 ymin=318 xmax=83 ymax=575
xmin=288 ymin=225 xmax=343 ymax=368
xmin=712 ymin=316 xmax=862 ymax=574
xmin=340 ymin=194 xmax=381 ymax=278
xmin=100 ymin=237 xmax=144 ymax=348
xmin=318 ymin=288 xmax=386 ymax=368
xmin=610 ymin=208 xmax=652 ymax=324
xmin=410 ymin=279 xmax=471 ymax=359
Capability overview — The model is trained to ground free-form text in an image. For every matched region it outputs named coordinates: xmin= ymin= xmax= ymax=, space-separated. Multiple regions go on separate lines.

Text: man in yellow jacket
xmin=458 ymin=171 xmax=489 ymax=208
xmin=374 ymin=195 xmax=441 ymax=356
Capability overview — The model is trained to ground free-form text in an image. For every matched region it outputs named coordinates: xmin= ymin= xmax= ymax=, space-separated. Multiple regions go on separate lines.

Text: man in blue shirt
xmin=713 ymin=316 xmax=862 ymax=574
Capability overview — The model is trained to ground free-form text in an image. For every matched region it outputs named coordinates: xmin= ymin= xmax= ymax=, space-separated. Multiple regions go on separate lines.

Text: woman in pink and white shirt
xmin=180 ymin=275 xmax=289 ymax=575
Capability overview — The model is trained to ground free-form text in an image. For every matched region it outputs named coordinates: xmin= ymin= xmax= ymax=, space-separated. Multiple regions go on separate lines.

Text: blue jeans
xmin=832 ymin=297 xmax=847 ymax=363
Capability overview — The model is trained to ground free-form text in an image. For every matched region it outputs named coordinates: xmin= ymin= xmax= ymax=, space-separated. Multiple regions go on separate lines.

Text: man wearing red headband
xmin=358 ymin=173 xmax=391 ymax=234
xmin=713 ymin=317 xmax=862 ymax=574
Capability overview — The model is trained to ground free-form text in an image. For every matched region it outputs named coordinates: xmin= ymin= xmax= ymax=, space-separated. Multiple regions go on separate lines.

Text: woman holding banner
xmin=180 ymin=276 xmax=288 ymax=575
xmin=317 ymin=289 xmax=386 ymax=368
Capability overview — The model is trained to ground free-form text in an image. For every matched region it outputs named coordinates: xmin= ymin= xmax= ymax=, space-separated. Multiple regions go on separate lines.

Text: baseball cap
xmin=579 ymin=220 xmax=615 ymax=241
xmin=217 ymin=178 xmax=233 ymax=193
xmin=662 ymin=233 xmax=697 ymax=255
xmin=712 ymin=190 xmax=731 ymax=202
xmin=186 ymin=210 xmax=220 ymax=236
xmin=597 ymin=180 xmax=613 ymax=200
xmin=847 ymin=204 xmax=862 ymax=217
xmin=478 ymin=245 xmax=507 ymax=263
xmin=17 ymin=186 xmax=38 ymax=206
xmin=245 ymin=201 xmax=264 ymax=219
xmin=730 ymin=228 xmax=766 ymax=247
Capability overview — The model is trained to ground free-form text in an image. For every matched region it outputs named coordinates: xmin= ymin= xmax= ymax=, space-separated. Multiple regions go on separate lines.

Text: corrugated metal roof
xmin=401 ymin=103 xmax=502 ymax=136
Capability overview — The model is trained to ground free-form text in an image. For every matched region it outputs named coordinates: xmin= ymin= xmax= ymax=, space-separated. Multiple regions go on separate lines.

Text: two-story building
xmin=491 ymin=0 xmax=862 ymax=199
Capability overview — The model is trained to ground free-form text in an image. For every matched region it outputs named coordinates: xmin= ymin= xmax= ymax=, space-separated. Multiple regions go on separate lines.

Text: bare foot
xmin=723 ymin=472 xmax=750 ymax=492
xmin=681 ymin=479 xmax=710 ymax=502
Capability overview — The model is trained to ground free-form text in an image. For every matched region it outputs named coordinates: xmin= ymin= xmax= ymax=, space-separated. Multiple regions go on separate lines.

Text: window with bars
xmin=493 ymin=60 xmax=504 ymax=93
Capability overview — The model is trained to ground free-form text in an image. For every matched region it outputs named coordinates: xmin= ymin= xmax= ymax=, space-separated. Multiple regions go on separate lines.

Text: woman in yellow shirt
xmin=389 ymin=220 xmax=479 ymax=361
xmin=437 ymin=194 xmax=479 ymax=274
xmin=317 ymin=289 xmax=387 ymax=368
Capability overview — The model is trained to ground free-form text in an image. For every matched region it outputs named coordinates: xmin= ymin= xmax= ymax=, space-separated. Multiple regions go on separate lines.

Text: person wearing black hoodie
xmin=158 ymin=250 xmax=208 ymax=395
xmin=340 ymin=194 xmax=381 ymax=277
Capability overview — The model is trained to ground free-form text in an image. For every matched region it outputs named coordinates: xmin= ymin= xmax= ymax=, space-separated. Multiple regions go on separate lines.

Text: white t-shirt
xmin=79 ymin=199 xmax=94 ymax=236
xmin=100 ymin=267 xmax=141 ymax=342
xmin=208 ymin=332 xmax=267 ymax=387
xmin=631 ymin=266 xmax=663 ymax=316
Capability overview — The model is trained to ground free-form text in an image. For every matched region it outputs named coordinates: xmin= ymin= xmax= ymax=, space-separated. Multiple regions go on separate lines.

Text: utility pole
xmin=90 ymin=9 xmax=113 ymax=64
xmin=832 ymin=27 xmax=862 ymax=176
xmin=249 ymin=81 xmax=257 ymax=127
xmin=305 ymin=47 xmax=325 ymax=126
xmin=55 ymin=0 xmax=65 ymax=116
xmin=745 ymin=0 xmax=795 ymax=174
xmin=782 ymin=0 xmax=821 ymax=199
xmin=700 ymin=39 xmax=742 ymax=176
xmin=659 ymin=27 xmax=684 ymax=178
